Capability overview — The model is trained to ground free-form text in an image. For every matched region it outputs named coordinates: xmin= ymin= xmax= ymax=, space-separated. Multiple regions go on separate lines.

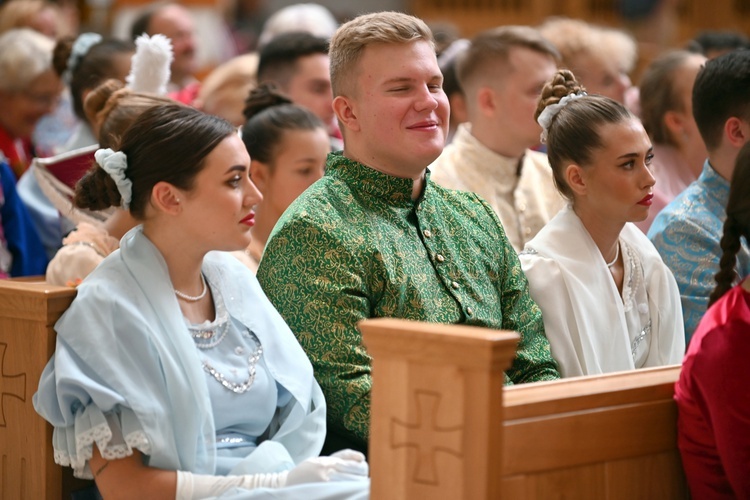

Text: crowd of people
xmin=0 ymin=0 xmax=747 ymax=497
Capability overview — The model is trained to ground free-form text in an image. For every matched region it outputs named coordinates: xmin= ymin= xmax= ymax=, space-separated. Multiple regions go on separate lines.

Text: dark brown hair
xmin=242 ymin=82 xmax=324 ymax=165
xmin=535 ymin=69 xmax=634 ymax=199
xmin=53 ymin=36 xmax=135 ymax=120
xmin=693 ymin=49 xmax=750 ymax=151
xmin=709 ymin=141 xmax=750 ymax=306
xmin=75 ymin=104 xmax=235 ymax=218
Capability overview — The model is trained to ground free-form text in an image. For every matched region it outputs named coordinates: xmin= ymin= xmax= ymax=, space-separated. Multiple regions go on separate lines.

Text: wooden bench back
xmin=0 ymin=280 xmax=687 ymax=499
xmin=363 ymin=317 xmax=688 ymax=499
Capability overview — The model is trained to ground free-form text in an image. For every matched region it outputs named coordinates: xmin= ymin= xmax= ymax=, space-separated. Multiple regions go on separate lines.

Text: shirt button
xmin=518 ymin=203 xmax=527 ymax=212
xmin=466 ymin=307 xmax=474 ymax=316
xmin=436 ymin=253 xmax=445 ymax=263
xmin=451 ymin=281 xmax=459 ymax=290
xmin=525 ymin=227 xmax=532 ymax=236
xmin=423 ymin=229 xmax=432 ymax=238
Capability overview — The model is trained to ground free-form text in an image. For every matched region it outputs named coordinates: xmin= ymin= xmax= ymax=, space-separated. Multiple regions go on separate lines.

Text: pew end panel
xmin=361 ymin=318 xmax=520 ymax=500
xmin=0 ymin=279 xmax=87 ymax=500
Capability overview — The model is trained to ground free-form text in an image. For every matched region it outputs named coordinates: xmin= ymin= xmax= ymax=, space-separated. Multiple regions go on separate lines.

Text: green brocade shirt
xmin=257 ymin=152 xmax=559 ymax=449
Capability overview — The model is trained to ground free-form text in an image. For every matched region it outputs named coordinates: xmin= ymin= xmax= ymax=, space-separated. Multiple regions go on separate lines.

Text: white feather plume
xmin=126 ymin=33 xmax=173 ymax=95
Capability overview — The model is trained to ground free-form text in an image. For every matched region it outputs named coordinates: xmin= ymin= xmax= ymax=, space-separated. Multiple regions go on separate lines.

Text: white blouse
xmin=519 ymin=206 xmax=685 ymax=377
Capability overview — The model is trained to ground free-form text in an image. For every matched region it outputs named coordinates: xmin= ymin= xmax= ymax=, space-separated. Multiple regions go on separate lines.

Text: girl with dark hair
xmin=51 ymin=33 xmax=135 ymax=151
xmin=674 ymin=141 xmax=750 ymax=499
xmin=33 ymin=103 xmax=369 ymax=498
xmin=241 ymin=82 xmax=328 ymax=270
xmin=518 ymin=69 xmax=685 ymax=377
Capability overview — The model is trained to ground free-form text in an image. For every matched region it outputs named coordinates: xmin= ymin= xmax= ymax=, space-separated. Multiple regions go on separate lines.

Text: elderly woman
xmin=0 ymin=28 xmax=62 ymax=178
xmin=635 ymin=50 xmax=707 ymax=233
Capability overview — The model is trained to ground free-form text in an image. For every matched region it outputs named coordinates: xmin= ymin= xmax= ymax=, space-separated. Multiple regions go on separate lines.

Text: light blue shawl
xmin=34 ymin=226 xmax=326 ymax=478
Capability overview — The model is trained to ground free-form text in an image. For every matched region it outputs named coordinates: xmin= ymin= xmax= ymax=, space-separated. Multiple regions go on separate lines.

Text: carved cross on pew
xmin=0 ymin=342 xmax=26 ymax=427
xmin=391 ymin=390 xmax=463 ymax=485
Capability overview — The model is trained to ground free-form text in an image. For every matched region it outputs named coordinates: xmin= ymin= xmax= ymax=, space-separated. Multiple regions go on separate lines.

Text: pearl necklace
xmin=606 ymin=243 xmax=620 ymax=268
xmin=175 ymin=274 xmax=207 ymax=302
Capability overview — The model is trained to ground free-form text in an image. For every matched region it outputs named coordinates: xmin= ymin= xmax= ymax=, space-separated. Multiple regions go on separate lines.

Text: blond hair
xmin=0 ymin=28 xmax=55 ymax=91
xmin=84 ymin=79 xmax=176 ymax=149
xmin=538 ymin=17 xmax=636 ymax=76
xmin=329 ymin=11 xmax=433 ymax=96
xmin=0 ymin=0 xmax=60 ymax=35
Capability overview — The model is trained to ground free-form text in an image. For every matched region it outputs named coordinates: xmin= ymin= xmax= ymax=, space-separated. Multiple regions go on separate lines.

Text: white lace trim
xmin=54 ymin=421 xmax=151 ymax=479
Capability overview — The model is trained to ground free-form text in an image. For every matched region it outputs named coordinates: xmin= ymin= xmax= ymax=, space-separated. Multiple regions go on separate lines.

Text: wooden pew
xmin=362 ymin=318 xmax=687 ymax=499
xmin=0 ymin=279 xmax=85 ymax=500
xmin=1 ymin=278 xmax=687 ymax=499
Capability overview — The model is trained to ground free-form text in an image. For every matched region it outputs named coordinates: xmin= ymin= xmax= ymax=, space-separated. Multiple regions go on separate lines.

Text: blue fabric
xmin=17 ymin=167 xmax=69 ymax=260
xmin=0 ymin=160 xmax=48 ymax=276
xmin=649 ymin=161 xmax=750 ymax=343
xmin=33 ymin=226 xmax=329 ymax=481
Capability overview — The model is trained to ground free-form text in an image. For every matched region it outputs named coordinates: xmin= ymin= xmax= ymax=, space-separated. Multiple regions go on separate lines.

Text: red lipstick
xmin=240 ymin=212 xmax=255 ymax=226
xmin=637 ymin=194 xmax=654 ymax=206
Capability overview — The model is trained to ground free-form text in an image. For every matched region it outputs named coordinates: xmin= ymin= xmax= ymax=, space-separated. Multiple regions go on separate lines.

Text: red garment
xmin=168 ymin=82 xmax=201 ymax=107
xmin=675 ymin=284 xmax=750 ymax=499
xmin=0 ymin=125 xmax=33 ymax=179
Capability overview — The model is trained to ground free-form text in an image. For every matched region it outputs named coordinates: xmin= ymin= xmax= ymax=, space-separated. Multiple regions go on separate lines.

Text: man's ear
xmin=664 ymin=110 xmax=687 ymax=142
xmin=250 ymin=159 xmax=269 ymax=192
xmin=724 ymin=116 xmax=750 ymax=149
xmin=333 ymin=95 xmax=360 ymax=133
xmin=476 ymin=86 xmax=496 ymax=118
xmin=151 ymin=181 xmax=183 ymax=215
xmin=565 ymin=163 xmax=587 ymax=197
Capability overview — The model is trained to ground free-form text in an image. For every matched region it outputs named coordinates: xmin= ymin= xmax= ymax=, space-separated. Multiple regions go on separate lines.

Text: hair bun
xmin=243 ymin=82 xmax=293 ymax=121
xmin=84 ymin=79 xmax=126 ymax=131
xmin=535 ymin=69 xmax=586 ymax=120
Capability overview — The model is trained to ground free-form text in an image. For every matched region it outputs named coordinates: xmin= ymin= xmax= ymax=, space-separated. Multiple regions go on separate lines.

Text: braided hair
xmin=709 ymin=141 xmax=750 ymax=306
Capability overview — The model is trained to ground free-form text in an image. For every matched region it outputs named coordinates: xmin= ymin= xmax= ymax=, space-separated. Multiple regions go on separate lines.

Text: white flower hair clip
xmin=537 ymin=92 xmax=587 ymax=144
xmin=95 ymin=148 xmax=132 ymax=209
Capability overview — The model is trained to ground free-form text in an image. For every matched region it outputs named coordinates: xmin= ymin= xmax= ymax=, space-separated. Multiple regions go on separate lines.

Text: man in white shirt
xmin=430 ymin=25 xmax=565 ymax=251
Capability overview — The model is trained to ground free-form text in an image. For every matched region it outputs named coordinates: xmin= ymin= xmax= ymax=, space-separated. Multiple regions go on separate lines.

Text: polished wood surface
xmin=0 ymin=280 xmax=78 ymax=500
xmin=363 ymin=318 xmax=687 ymax=499
xmin=2 ymin=280 xmax=688 ymax=499
xmin=362 ymin=318 xmax=520 ymax=500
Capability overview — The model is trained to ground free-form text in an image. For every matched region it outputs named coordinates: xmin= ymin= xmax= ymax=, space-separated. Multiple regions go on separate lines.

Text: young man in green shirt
xmin=257 ymin=11 xmax=560 ymax=455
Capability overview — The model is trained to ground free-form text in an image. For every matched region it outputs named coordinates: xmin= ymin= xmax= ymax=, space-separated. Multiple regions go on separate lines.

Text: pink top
xmin=674 ymin=283 xmax=750 ymax=499
xmin=636 ymin=144 xmax=699 ymax=234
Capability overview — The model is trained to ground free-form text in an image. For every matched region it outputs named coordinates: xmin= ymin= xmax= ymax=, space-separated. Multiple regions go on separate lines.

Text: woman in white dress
xmin=519 ymin=69 xmax=685 ymax=378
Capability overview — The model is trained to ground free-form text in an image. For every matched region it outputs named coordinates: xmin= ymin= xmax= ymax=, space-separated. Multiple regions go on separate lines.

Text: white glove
xmin=175 ymin=449 xmax=368 ymax=499
xmin=286 ymin=449 xmax=369 ymax=486
xmin=176 ymin=469 xmax=289 ymax=499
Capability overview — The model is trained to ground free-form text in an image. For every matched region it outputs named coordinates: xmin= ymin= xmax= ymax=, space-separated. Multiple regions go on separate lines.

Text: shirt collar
xmin=699 ymin=159 xmax=730 ymax=202
xmin=326 ymin=151 xmax=429 ymax=208
xmin=453 ymin=123 xmax=525 ymax=180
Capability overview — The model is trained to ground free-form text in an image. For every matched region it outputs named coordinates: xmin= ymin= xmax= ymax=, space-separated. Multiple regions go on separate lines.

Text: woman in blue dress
xmin=33 ymin=103 xmax=369 ymax=499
